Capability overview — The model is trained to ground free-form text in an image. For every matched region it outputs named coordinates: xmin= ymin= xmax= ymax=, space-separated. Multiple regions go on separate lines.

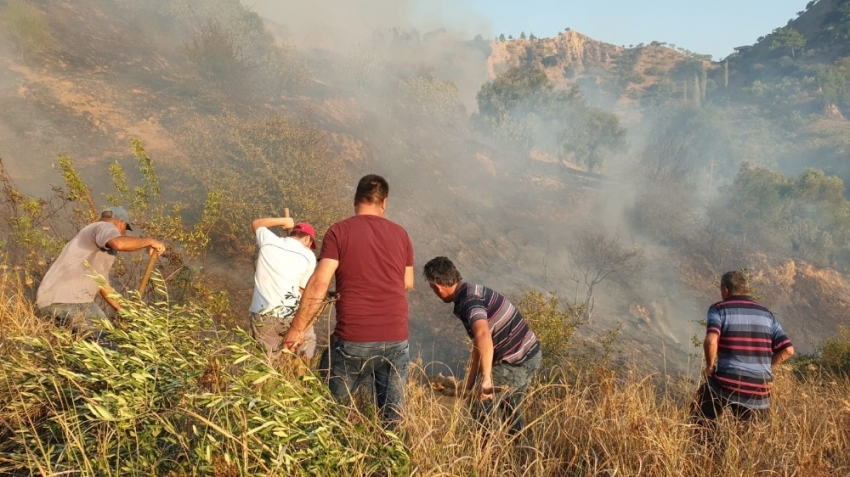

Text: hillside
xmin=487 ymin=30 xmax=705 ymax=110
xmin=2 ymin=0 xmax=850 ymax=374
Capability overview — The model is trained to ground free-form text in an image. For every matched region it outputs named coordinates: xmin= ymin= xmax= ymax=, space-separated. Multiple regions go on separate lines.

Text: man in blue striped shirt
xmin=424 ymin=256 xmax=542 ymax=433
xmin=694 ymin=271 xmax=794 ymax=426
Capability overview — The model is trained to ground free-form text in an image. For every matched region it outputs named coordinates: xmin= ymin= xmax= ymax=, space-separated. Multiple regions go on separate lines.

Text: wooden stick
xmin=138 ymin=251 xmax=159 ymax=295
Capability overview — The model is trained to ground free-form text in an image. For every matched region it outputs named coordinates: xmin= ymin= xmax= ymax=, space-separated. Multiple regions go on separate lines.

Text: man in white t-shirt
xmin=250 ymin=217 xmax=317 ymax=360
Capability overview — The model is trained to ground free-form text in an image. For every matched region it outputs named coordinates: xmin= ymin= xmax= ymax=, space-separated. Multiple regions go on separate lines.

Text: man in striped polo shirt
xmin=694 ymin=270 xmax=795 ymax=424
xmin=423 ymin=256 xmax=542 ymax=433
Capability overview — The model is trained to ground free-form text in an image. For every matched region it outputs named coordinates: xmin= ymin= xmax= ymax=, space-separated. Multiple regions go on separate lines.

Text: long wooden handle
xmin=138 ymin=251 xmax=159 ymax=295
xmin=284 ymin=207 xmax=290 ymax=218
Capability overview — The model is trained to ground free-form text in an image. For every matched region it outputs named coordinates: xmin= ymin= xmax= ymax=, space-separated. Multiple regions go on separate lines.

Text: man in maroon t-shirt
xmin=283 ymin=174 xmax=414 ymax=425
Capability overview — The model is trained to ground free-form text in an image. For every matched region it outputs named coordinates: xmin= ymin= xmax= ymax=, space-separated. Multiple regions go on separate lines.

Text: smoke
xmin=1 ymin=0 xmax=840 ymax=375
xmin=243 ymin=0 xmax=491 ymax=108
xmin=245 ymin=0 xmax=488 ymax=49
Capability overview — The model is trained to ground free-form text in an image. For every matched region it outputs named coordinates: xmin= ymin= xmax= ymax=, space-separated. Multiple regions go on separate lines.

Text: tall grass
xmin=401 ymin=367 xmax=850 ymax=476
xmin=1 ymin=267 xmax=849 ymax=475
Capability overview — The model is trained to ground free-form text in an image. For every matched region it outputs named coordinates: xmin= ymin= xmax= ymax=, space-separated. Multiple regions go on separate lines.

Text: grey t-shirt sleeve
xmin=93 ymin=222 xmax=122 ymax=250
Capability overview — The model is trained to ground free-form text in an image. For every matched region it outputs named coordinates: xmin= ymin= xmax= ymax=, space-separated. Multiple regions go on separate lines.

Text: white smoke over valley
xmin=1 ymin=0 xmax=846 ymax=375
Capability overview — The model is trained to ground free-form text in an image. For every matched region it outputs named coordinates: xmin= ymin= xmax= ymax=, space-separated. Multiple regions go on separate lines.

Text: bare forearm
xmin=107 ymin=236 xmax=163 ymax=253
xmin=464 ymin=347 xmax=481 ymax=391
xmin=99 ymin=286 xmax=120 ymax=312
xmin=290 ymin=276 xmax=330 ymax=332
xmin=476 ymin=334 xmax=494 ymax=385
xmin=252 ymin=217 xmax=294 ymax=232
xmin=703 ymin=335 xmax=718 ymax=370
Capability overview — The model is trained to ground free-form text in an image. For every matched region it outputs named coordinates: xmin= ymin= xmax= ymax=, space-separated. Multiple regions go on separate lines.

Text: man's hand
xmin=280 ymin=327 xmax=305 ymax=352
xmin=477 ymin=375 xmax=495 ymax=401
xmin=149 ymin=240 xmax=165 ymax=255
xmin=703 ymin=364 xmax=715 ymax=380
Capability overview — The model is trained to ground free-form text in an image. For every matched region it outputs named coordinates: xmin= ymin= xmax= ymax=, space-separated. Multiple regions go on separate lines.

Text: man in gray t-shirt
xmin=37 ymin=206 xmax=165 ymax=337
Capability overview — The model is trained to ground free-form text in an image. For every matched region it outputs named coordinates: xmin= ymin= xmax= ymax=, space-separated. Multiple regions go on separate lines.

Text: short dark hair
xmin=721 ymin=271 xmax=749 ymax=295
xmin=354 ymin=174 xmax=389 ymax=206
xmin=423 ymin=256 xmax=462 ymax=286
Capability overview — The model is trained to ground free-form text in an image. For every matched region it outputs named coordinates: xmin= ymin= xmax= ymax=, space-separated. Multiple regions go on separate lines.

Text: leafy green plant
xmin=0 ymin=276 xmax=408 ymax=476
xmin=518 ymin=291 xmax=582 ymax=370
xmin=0 ymin=159 xmax=67 ymax=283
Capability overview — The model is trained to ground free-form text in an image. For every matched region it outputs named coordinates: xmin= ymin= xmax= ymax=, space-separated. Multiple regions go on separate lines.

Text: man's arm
xmin=106 ymin=236 xmax=165 ymax=254
xmin=772 ymin=346 xmax=795 ymax=366
xmin=404 ymin=266 xmax=414 ymax=291
xmin=281 ymin=258 xmax=338 ymax=350
xmin=99 ymin=285 xmax=122 ymax=312
xmin=252 ymin=217 xmax=294 ymax=233
xmin=703 ymin=332 xmax=719 ymax=379
xmin=463 ymin=343 xmax=481 ymax=397
xmin=470 ymin=319 xmax=495 ymax=400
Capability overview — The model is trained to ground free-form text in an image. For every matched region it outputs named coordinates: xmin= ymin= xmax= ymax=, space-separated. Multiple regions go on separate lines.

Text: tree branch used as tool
xmin=138 ymin=250 xmax=159 ymax=295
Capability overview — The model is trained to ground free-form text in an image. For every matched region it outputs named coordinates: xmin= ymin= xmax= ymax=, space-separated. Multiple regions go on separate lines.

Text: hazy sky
xmin=463 ymin=0 xmax=806 ymax=59
xmin=249 ymin=0 xmax=808 ymax=60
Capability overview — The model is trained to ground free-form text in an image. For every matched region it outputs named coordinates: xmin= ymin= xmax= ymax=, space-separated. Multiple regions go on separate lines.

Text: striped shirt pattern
xmin=706 ymin=295 xmax=793 ymax=409
xmin=453 ymin=283 xmax=541 ymax=365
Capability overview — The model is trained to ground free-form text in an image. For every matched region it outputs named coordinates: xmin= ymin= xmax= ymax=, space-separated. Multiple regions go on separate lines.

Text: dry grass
xmin=1 ymin=270 xmax=849 ymax=476
xmin=402 ymin=367 xmax=850 ymax=476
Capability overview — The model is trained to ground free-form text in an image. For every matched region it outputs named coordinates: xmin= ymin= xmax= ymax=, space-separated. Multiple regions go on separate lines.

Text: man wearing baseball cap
xmin=249 ymin=215 xmax=318 ymax=362
xmin=37 ymin=206 xmax=166 ymax=338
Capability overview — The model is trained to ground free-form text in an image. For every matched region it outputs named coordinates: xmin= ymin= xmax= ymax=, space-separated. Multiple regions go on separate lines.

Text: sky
xmin=249 ymin=1 xmax=809 ymax=60
xmin=461 ymin=0 xmax=808 ymax=60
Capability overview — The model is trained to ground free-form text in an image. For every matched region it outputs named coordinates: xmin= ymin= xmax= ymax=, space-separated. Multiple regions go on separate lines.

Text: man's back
xmin=320 ymin=214 xmax=413 ymax=342
xmin=251 ymin=229 xmax=316 ymax=317
xmin=453 ymin=282 xmax=540 ymax=365
xmin=708 ymin=295 xmax=792 ymax=408
xmin=37 ymin=221 xmax=120 ymax=307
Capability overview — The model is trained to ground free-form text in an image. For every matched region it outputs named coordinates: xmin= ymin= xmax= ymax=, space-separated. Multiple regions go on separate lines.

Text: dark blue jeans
xmin=323 ymin=338 xmax=410 ymax=426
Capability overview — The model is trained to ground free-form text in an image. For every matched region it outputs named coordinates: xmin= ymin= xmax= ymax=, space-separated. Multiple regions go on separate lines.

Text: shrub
xmin=517 ymin=291 xmax=582 ymax=370
xmin=0 ymin=277 xmax=408 ymax=476
xmin=818 ymin=327 xmax=850 ymax=376
xmin=0 ymin=159 xmax=66 ymax=283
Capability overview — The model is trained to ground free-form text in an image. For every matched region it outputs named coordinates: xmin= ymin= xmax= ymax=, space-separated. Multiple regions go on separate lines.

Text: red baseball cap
xmin=292 ymin=222 xmax=317 ymax=249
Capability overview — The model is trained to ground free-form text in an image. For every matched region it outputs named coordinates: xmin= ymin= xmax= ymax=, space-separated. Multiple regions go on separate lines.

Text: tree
xmin=519 ymin=31 xmax=527 ymax=39
xmin=559 ymin=108 xmax=626 ymax=172
xmin=567 ymin=228 xmax=645 ymax=322
xmin=498 ymin=33 xmax=506 ymax=41
xmin=817 ymin=59 xmax=850 ymax=109
xmin=476 ymin=67 xmax=550 ymax=121
xmin=769 ymin=27 xmax=806 ymax=58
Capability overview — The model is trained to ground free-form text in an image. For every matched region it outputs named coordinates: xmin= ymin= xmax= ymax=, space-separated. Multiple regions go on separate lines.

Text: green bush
xmin=517 ymin=291 xmax=582 ymax=370
xmin=0 ymin=278 xmax=408 ymax=476
xmin=819 ymin=327 xmax=850 ymax=376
